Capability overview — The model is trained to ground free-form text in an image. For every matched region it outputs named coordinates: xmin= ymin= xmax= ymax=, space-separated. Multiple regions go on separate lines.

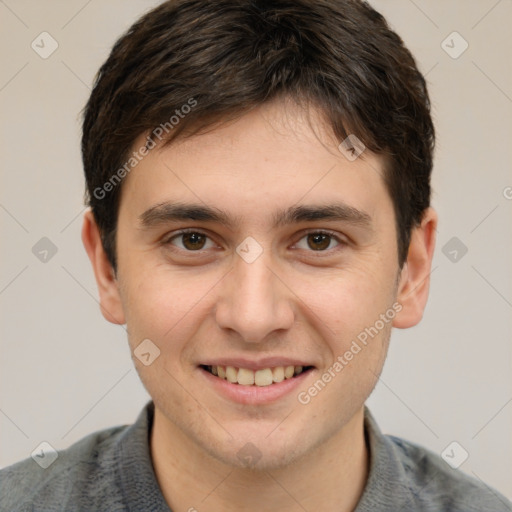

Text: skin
xmin=83 ymin=98 xmax=437 ymax=512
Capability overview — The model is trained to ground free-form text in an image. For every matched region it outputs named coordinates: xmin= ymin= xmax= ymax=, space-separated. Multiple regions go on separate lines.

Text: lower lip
xmin=198 ymin=367 xmax=314 ymax=405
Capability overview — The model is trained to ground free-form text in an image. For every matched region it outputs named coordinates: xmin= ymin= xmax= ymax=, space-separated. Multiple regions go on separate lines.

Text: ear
xmin=393 ymin=207 xmax=438 ymax=329
xmin=81 ymin=209 xmax=126 ymax=325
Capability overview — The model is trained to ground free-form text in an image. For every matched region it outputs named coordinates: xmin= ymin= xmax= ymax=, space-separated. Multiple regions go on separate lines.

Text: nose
xmin=215 ymin=251 xmax=294 ymax=343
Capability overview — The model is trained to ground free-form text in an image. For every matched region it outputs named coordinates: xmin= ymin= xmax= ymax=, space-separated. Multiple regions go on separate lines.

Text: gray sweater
xmin=1 ymin=401 xmax=510 ymax=511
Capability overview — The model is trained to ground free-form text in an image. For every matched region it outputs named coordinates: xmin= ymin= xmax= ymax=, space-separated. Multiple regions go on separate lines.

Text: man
xmin=1 ymin=0 xmax=510 ymax=510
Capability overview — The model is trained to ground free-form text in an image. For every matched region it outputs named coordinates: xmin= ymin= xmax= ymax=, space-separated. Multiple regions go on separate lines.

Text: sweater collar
xmin=117 ymin=401 xmax=413 ymax=511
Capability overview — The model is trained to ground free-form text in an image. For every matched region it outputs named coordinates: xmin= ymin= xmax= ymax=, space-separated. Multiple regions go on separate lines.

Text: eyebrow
xmin=139 ymin=201 xmax=373 ymax=230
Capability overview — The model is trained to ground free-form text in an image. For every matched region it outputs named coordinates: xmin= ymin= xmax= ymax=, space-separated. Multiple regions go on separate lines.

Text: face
xmin=85 ymin=99 xmax=433 ymax=470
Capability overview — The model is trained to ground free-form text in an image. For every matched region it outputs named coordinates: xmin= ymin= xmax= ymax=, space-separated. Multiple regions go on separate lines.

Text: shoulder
xmin=0 ymin=424 xmax=128 ymax=512
xmin=387 ymin=434 xmax=512 ymax=512
xmin=358 ymin=408 xmax=512 ymax=512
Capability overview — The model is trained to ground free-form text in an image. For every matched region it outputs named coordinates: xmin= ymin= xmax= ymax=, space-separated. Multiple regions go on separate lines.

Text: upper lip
xmin=200 ymin=357 xmax=314 ymax=371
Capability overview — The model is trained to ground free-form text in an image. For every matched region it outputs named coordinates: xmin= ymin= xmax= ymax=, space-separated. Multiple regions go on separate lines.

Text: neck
xmin=150 ymin=407 xmax=369 ymax=512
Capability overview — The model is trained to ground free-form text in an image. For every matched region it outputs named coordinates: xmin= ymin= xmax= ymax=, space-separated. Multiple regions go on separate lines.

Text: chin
xmin=214 ymin=440 xmax=310 ymax=472
xmin=198 ymin=423 xmax=318 ymax=471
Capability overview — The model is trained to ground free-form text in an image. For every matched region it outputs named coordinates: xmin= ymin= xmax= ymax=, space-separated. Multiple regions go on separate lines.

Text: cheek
xmin=293 ymin=265 xmax=395 ymax=339
xmin=120 ymin=266 xmax=218 ymax=351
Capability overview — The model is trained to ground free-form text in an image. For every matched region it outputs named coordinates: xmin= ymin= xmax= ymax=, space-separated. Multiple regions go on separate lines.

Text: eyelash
xmin=161 ymin=228 xmax=347 ymax=255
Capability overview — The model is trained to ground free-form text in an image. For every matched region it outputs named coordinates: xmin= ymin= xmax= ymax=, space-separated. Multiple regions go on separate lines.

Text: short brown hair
xmin=82 ymin=0 xmax=434 ymax=270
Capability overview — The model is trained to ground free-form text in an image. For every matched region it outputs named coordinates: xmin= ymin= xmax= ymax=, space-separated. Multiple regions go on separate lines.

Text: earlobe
xmin=81 ymin=210 xmax=126 ymax=325
xmin=393 ymin=207 xmax=438 ymax=329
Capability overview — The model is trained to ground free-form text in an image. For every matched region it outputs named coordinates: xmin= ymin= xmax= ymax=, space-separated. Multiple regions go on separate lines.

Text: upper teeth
xmin=209 ymin=365 xmax=304 ymax=386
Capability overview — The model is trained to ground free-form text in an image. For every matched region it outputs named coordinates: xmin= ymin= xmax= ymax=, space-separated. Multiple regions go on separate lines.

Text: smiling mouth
xmin=200 ymin=365 xmax=314 ymax=387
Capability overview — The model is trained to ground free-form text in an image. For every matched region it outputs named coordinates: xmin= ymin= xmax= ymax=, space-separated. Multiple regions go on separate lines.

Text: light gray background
xmin=1 ymin=0 xmax=511 ymax=501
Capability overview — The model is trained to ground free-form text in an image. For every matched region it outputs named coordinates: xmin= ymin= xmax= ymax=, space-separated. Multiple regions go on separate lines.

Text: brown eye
xmin=181 ymin=232 xmax=207 ymax=250
xmin=166 ymin=231 xmax=215 ymax=251
xmin=307 ymin=233 xmax=331 ymax=251
xmin=294 ymin=231 xmax=341 ymax=252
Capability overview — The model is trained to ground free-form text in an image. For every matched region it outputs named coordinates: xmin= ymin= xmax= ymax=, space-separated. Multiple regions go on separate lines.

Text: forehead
xmin=118 ymin=100 xmax=392 ymax=229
